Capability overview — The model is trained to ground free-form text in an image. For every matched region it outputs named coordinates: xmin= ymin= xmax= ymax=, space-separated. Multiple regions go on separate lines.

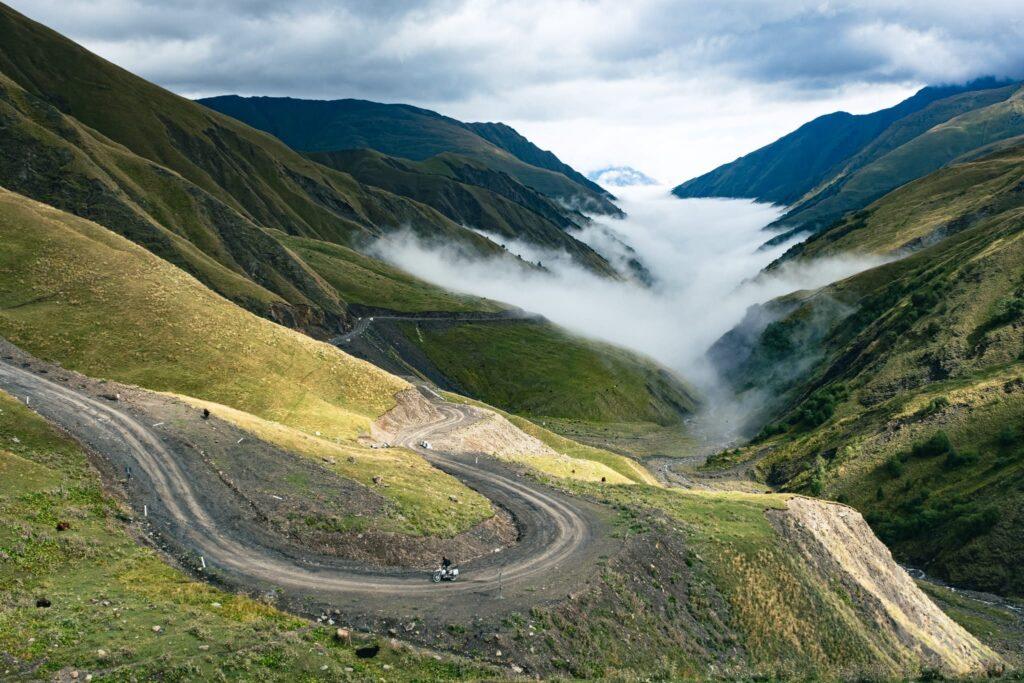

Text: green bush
xmin=997 ymin=425 xmax=1020 ymax=448
xmin=910 ymin=431 xmax=955 ymax=459
xmin=943 ymin=447 xmax=979 ymax=469
xmin=791 ymin=383 xmax=849 ymax=429
xmin=882 ymin=454 xmax=905 ymax=478
xmin=760 ymin=320 xmax=796 ymax=358
xmin=914 ymin=396 xmax=949 ymax=418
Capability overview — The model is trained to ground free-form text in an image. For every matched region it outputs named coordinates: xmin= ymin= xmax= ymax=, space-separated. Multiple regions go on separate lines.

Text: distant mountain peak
xmin=588 ymin=166 xmax=658 ymax=188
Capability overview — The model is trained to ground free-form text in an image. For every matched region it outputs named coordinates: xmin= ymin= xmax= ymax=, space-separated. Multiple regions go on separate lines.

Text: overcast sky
xmin=12 ymin=0 xmax=1023 ymax=183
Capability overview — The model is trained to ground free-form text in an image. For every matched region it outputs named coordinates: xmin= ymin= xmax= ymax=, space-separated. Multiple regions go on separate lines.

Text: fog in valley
xmin=373 ymin=187 xmax=889 ymax=441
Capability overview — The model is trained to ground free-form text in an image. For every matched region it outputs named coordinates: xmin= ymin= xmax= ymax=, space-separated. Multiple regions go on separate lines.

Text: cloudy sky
xmin=12 ymin=0 xmax=1023 ymax=183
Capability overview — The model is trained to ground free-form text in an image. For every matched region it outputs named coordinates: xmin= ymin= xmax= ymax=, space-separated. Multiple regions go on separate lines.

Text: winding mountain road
xmin=0 ymin=353 xmax=611 ymax=623
xmin=329 ymin=311 xmax=538 ymax=346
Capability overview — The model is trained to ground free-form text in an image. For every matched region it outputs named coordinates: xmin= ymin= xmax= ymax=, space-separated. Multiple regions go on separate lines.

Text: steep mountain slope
xmin=306 ymin=149 xmax=620 ymax=276
xmin=198 ymin=95 xmax=621 ymax=215
xmin=464 ymin=120 xmax=613 ymax=201
xmin=0 ymin=69 xmax=348 ymax=333
xmin=0 ymin=2 xmax=508 ymax=333
xmin=673 ymin=80 xmax=1011 ymax=205
xmin=673 ymin=79 xmax=1023 ymax=241
xmin=0 ymin=2 xmax=697 ymax=430
xmin=709 ymin=140 xmax=1024 ymax=596
xmin=778 ymin=85 xmax=1024 ymax=233
xmin=0 ymin=187 xmax=503 ymax=540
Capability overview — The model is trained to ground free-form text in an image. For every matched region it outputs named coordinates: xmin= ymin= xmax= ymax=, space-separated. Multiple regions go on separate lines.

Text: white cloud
xmin=9 ymin=0 xmax=1021 ymax=184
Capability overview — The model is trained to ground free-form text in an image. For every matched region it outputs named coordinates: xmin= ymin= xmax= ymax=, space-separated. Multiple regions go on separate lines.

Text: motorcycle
xmin=432 ymin=565 xmax=459 ymax=583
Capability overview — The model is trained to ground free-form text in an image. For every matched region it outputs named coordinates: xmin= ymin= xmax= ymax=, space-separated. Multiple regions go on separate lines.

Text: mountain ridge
xmin=198 ymin=94 xmax=622 ymax=216
xmin=673 ymin=78 xmax=1022 ymax=235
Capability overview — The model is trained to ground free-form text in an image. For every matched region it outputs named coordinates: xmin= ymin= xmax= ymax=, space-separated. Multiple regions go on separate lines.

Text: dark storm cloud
xmin=8 ymin=0 xmax=1023 ymax=103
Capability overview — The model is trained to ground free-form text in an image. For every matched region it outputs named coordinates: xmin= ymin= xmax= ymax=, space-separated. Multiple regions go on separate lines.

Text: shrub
xmin=755 ymin=423 xmax=787 ymax=441
xmin=883 ymin=454 xmax=905 ymax=478
xmin=997 ymin=425 xmax=1019 ymax=448
xmin=808 ymin=456 xmax=826 ymax=496
xmin=911 ymin=431 xmax=955 ymax=459
xmin=791 ymin=383 xmax=849 ymax=429
xmin=944 ymin=447 xmax=979 ymax=469
xmin=760 ymin=320 xmax=795 ymax=357
xmin=915 ymin=396 xmax=949 ymax=418
xmin=949 ymin=507 xmax=999 ymax=543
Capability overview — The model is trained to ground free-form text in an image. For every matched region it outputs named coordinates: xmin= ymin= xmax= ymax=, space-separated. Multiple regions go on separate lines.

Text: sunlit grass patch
xmin=175 ymin=395 xmax=493 ymax=537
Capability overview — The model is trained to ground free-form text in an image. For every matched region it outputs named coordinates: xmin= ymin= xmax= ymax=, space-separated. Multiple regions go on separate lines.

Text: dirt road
xmin=330 ymin=311 xmax=537 ymax=346
xmin=0 ymin=352 xmax=612 ymax=625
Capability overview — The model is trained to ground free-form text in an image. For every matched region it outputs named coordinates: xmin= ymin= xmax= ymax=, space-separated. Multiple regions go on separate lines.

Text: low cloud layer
xmin=372 ymin=188 xmax=888 ymax=441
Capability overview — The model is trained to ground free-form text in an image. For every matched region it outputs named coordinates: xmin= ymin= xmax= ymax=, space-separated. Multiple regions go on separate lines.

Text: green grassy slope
xmin=404 ymin=320 xmax=698 ymax=425
xmin=0 ymin=69 xmax=351 ymax=332
xmin=198 ymin=95 xmax=622 ymax=214
xmin=709 ymin=142 xmax=1024 ymax=596
xmin=672 ymin=80 xmax=1012 ymax=205
xmin=778 ymin=85 xmax=1024 ymax=232
xmin=465 ymin=120 xmax=613 ymax=202
xmin=279 ymin=234 xmax=506 ymax=314
xmin=0 ymin=2 xmax=509 ymax=330
xmin=0 ymin=187 xmax=499 ymax=537
xmin=0 ymin=188 xmax=405 ymax=439
xmin=0 ymin=390 xmax=495 ymax=681
xmin=274 ymin=235 xmax=696 ymax=434
xmin=306 ymin=149 xmax=620 ymax=277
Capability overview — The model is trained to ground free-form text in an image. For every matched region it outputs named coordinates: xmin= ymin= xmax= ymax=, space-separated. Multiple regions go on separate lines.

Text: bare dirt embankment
xmin=769 ymin=496 xmax=1003 ymax=677
xmin=374 ymin=388 xmax=557 ymax=458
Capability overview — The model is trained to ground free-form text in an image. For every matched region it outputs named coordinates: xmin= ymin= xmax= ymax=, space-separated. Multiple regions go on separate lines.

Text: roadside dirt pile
xmin=371 ymin=388 xmax=446 ymax=441
xmin=431 ymin=411 xmax=558 ymax=458
xmin=769 ymin=496 xmax=1002 ymax=677
xmin=374 ymin=389 xmax=557 ymax=458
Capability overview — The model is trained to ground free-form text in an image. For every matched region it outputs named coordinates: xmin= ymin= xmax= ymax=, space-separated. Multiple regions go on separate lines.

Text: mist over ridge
xmin=371 ymin=186 xmax=890 ymax=438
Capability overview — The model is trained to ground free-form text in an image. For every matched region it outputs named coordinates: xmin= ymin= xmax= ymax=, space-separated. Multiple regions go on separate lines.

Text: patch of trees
xmin=878 ymin=430 xmax=978 ymax=473
xmin=753 ymin=383 xmax=850 ymax=440
xmin=792 ymin=383 xmax=849 ymax=429
xmin=867 ymin=499 xmax=999 ymax=547
xmin=759 ymin=319 xmax=797 ymax=358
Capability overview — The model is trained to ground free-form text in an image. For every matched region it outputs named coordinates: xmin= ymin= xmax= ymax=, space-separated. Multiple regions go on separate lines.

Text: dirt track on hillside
xmin=0 ymin=346 xmax=614 ymax=627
